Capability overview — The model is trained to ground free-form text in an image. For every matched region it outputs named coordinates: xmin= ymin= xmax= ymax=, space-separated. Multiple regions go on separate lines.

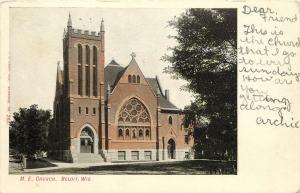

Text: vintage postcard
xmin=0 ymin=0 xmax=299 ymax=193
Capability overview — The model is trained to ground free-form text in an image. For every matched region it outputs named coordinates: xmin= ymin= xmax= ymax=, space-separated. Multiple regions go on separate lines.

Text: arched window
xmin=139 ymin=129 xmax=143 ymax=137
xmin=85 ymin=45 xmax=90 ymax=96
xmin=168 ymin=116 xmax=173 ymax=125
xmin=78 ymin=44 xmax=83 ymax=95
xmin=132 ymin=75 xmax=136 ymax=83
xmin=145 ymin=129 xmax=150 ymax=138
xmin=132 ymin=129 xmax=136 ymax=138
xmin=128 ymin=75 xmax=132 ymax=83
xmin=137 ymin=75 xmax=140 ymax=83
xmin=118 ymin=98 xmax=151 ymax=140
xmin=118 ymin=129 xmax=123 ymax=137
xmin=78 ymin=44 xmax=83 ymax=64
xmin=93 ymin=46 xmax=97 ymax=96
xmin=125 ymin=129 xmax=130 ymax=137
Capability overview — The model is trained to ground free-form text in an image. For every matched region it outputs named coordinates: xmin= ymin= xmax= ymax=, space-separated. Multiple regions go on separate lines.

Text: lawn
xmin=24 ymin=160 xmax=237 ymax=175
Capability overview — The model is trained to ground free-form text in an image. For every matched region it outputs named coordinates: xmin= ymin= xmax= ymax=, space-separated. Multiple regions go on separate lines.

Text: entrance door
xmin=167 ymin=139 xmax=176 ymax=159
xmin=80 ymin=127 xmax=94 ymax=153
xmin=80 ymin=138 xmax=93 ymax=153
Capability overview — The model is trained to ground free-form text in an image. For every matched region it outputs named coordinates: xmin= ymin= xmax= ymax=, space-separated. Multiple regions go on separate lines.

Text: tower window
xmin=128 ymin=75 xmax=132 ymax=83
xmin=79 ymin=107 xmax=81 ymax=114
xmin=93 ymin=108 xmax=96 ymax=115
xmin=125 ymin=129 xmax=130 ymax=137
xmin=86 ymin=107 xmax=89 ymax=114
xmin=93 ymin=46 xmax=97 ymax=96
xmin=168 ymin=116 xmax=173 ymax=125
xmin=78 ymin=44 xmax=82 ymax=64
xmin=86 ymin=45 xmax=90 ymax=65
xmin=78 ymin=44 xmax=83 ymax=95
xmin=137 ymin=75 xmax=140 ymax=83
xmin=132 ymin=75 xmax=136 ymax=83
xmin=85 ymin=45 xmax=90 ymax=96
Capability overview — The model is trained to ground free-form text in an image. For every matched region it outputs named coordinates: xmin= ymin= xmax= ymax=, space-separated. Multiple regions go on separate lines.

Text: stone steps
xmin=76 ymin=153 xmax=105 ymax=163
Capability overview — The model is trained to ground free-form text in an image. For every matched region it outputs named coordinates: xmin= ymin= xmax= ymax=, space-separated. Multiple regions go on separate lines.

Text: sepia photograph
xmin=8 ymin=8 xmax=237 ymax=175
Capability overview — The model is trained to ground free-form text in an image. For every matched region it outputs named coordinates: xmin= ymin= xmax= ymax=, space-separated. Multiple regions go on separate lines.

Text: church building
xmin=49 ymin=14 xmax=194 ymax=163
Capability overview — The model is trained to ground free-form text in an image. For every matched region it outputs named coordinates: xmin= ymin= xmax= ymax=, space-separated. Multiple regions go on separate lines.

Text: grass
xmin=24 ymin=160 xmax=237 ymax=175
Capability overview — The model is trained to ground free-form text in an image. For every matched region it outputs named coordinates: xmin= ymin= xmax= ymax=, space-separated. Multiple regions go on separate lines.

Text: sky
xmin=10 ymin=8 xmax=194 ymax=114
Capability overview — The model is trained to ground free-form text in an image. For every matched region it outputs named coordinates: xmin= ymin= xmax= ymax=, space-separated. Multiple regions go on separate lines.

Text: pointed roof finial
xmin=67 ymin=13 xmax=72 ymax=28
xmin=100 ymin=18 xmax=105 ymax=32
xmin=56 ymin=61 xmax=63 ymax=84
xmin=130 ymin=52 xmax=136 ymax=59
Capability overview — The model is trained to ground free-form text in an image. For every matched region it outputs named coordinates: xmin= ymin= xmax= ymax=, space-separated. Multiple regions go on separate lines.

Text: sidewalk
xmin=22 ymin=158 xmax=182 ymax=173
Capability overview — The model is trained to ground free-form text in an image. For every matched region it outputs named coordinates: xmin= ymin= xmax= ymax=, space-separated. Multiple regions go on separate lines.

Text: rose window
xmin=118 ymin=98 xmax=151 ymax=140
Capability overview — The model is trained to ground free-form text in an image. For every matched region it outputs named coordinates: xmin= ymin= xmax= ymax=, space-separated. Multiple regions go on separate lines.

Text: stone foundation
xmin=107 ymin=148 xmax=194 ymax=162
xmin=49 ymin=146 xmax=194 ymax=163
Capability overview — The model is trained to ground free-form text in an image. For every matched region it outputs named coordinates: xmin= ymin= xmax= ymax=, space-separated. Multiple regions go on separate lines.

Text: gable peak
xmin=128 ymin=52 xmax=139 ymax=66
xmin=108 ymin=58 xmax=121 ymax=66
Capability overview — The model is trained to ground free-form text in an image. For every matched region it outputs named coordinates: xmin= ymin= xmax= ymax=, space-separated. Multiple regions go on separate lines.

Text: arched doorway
xmin=167 ymin=139 xmax=176 ymax=159
xmin=80 ymin=127 xmax=94 ymax=153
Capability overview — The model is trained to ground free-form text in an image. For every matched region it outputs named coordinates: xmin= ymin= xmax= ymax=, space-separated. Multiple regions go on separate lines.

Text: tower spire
xmin=67 ymin=13 xmax=72 ymax=28
xmin=100 ymin=18 xmax=105 ymax=32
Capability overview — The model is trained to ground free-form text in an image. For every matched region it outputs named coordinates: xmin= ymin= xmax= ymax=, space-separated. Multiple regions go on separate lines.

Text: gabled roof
xmin=104 ymin=59 xmax=126 ymax=90
xmin=104 ymin=58 xmax=180 ymax=111
xmin=146 ymin=78 xmax=179 ymax=110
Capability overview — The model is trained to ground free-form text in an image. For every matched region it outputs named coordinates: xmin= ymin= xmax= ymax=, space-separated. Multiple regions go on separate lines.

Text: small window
xmin=86 ymin=107 xmax=89 ymax=114
xmin=79 ymin=107 xmax=81 ymax=114
xmin=184 ymin=135 xmax=189 ymax=144
xmin=128 ymin=75 xmax=132 ymax=83
xmin=125 ymin=129 xmax=130 ymax=137
xmin=137 ymin=75 xmax=140 ymax=83
xmin=132 ymin=75 xmax=136 ymax=83
xmin=168 ymin=116 xmax=173 ymax=125
xmin=131 ymin=151 xmax=139 ymax=160
xmin=138 ymin=129 xmax=143 ymax=137
xmin=145 ymin=129 xmax=150 ymax=138
xmin=93 ymin=108 xmax=96 ymax=115
xmin=144 ymin=151 xmax=152 ymax=160
xmin=118 ymin=129 xmax=123 ymax=137
xmin=118 ymin=151 xmax=126 ymax=160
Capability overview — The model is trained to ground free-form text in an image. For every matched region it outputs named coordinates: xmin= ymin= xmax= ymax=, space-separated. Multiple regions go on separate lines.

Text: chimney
xmin=165 ymin=89 xmax=170 ymax=101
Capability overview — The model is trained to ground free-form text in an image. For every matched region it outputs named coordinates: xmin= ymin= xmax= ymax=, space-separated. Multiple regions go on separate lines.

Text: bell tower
xmin=61 ymin=13 xmax=106 ymax=162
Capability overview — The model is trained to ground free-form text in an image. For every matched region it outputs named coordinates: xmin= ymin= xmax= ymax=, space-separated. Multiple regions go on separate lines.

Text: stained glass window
xmin=118 ymin=98 xmax=151 ymax=140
